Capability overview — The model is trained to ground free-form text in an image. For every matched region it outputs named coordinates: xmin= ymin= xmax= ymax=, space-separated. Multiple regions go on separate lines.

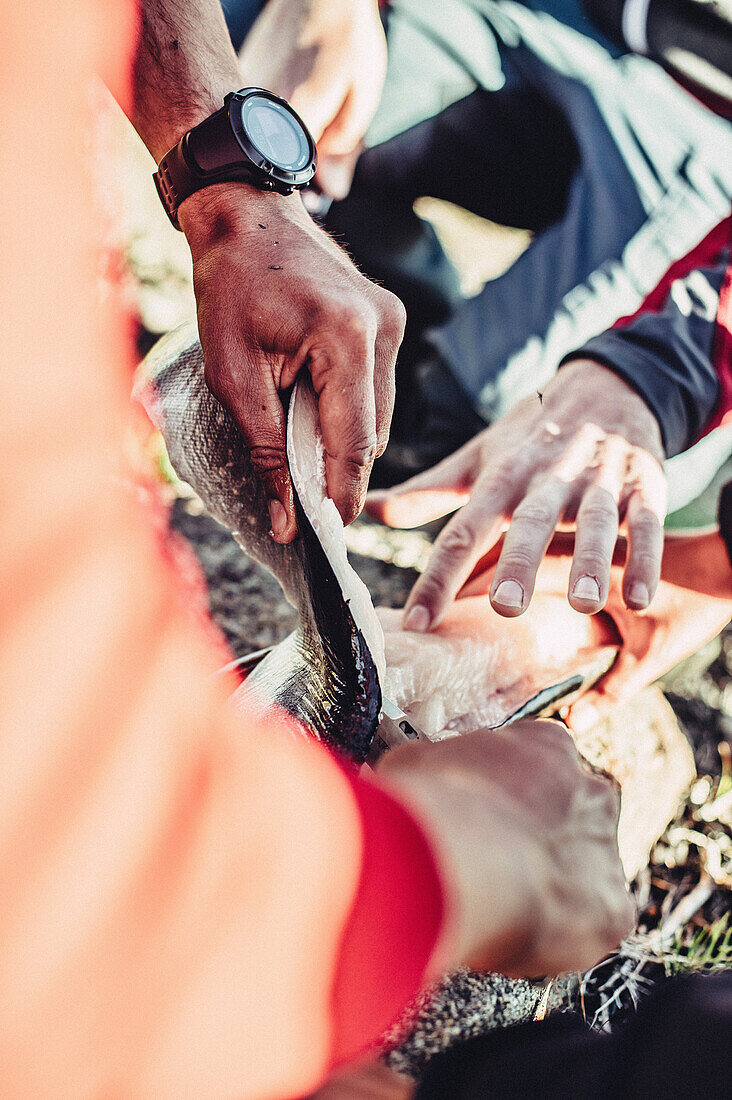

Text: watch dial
xmin=242 ymin=95 xmax=311 ymax=171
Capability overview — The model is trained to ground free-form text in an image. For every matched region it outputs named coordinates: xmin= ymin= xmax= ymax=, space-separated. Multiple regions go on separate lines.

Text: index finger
xmin=310 ymin=333 xmax=378 ymax=525
xmin=402 ymin=490 xmax=508 ymax=632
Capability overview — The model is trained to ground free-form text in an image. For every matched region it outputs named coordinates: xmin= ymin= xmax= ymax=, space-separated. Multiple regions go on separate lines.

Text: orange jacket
xmin=0 ymin=4 xmax=442 ymax=1096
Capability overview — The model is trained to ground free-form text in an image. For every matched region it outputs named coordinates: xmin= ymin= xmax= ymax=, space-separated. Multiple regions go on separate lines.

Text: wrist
xmin=556 ymin=357 xmax=665 ymax=460
xmin=374 ymin=761 xmax=533 ymax=974
xmin=178 ymin=181 xmax=305 ymax=247
xmin=163 ymin=87 xmax=317 ymax=235
xmin=147 ymin=87 xmax=232 ymax=164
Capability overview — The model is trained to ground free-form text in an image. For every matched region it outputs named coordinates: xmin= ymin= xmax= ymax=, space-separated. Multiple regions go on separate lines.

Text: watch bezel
xmin=226 ymin=88 xmax=317 ymax=190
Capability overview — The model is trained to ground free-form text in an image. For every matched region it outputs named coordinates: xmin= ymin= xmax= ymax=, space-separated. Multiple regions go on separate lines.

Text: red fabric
xmin=0 ymin=1 xmax=448 ymax=1093
xmin=612 ymin=216 xmax=731 ymax=329
xmin=329 ymin=768 xmax=445 ymax=1069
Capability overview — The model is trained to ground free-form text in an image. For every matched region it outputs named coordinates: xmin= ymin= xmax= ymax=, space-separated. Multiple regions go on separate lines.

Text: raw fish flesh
xmin=379 ymin=596 xmax=618 ymax=739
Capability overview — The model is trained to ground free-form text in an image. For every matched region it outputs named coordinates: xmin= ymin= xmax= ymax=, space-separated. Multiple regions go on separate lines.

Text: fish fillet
xmin=380 ymin=597 xmax=617 ymax=739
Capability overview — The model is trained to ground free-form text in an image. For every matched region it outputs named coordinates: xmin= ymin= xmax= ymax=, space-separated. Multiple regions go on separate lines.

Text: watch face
xmin=241 ymin=95 xmax=312 ymax=172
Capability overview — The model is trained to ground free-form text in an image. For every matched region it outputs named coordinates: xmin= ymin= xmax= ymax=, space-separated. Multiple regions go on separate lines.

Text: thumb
xmin=568 ymin=649 xmax=649 ymax=734
xmin=366 ymin=447 xmax=477 ymax=528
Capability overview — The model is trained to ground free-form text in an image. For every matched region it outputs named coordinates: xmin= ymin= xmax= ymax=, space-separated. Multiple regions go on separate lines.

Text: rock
xmin=571 ymin=686 xmax=696 ymax=879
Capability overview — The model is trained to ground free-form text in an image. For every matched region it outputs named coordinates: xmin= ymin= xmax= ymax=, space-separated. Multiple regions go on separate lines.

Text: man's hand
xmin=377 ymin=719 xmax=634 ymax=977
xmin=179 ymin=184 xmax=405 ymax=542
xmin=131 ymin=0 xmax=402 ymax=542
xmin=239 ymin=0 xmax=387 ymax=198
xmin=367 ymin=360 xmax=667 ymax=629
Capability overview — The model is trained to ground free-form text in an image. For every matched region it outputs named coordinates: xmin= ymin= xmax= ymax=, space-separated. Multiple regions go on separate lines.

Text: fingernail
xmin=628 ymin=582 xmax=649 ymax=608
xmin=268 ymin=499 xmax=287 ymax=541
xmin=404 ymin=604 xmax=430 ymax=633
xmin=572 ymin=575 xmax=600 ymax=603
xmin=571 ymin=702 xmax=600 ymax=734
xmin=492 ymin=579 xmax=524 ymax=609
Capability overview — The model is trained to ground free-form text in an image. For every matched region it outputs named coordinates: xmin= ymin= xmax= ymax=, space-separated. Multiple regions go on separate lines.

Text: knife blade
xmin=365 ymin=696 xmax=427 ymax=766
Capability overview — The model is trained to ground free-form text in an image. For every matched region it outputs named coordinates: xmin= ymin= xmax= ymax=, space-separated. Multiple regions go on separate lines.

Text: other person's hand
xmin=367 ymin=360 xmax=666 ymax=629
xmin=239 ymin=0 xmax=387 ymax=198
xmin=179 ymin=184 xmax=405 ymax=542
xmin=568 ymin=528 xmax=732 ymax=733
xmin=455 ymin=530 xmax=732 ymax=735
xmin=377 ymin=719 xmax=634 ymax=977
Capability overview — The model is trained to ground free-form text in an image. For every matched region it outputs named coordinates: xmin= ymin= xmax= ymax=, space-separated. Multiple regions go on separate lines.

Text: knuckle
xmin=631 ymin=509 xmax=662 ymax=544
xmin=412 ymin=570 xmax=448 ymax=606
xmin=512 ymin=498 xmax=555 ymax=530
xmin=342 ymin=438 xmax=379 ymax=473
xmin=575 ymin=550 xmax=610 ymax=577
xmin=498 ymin=548 xmax=537 ymax=575
xmin=248 ymin=443 xmax=287 ymax=473
xmin=375 ymin=434 xmax=390 ymax=458
xmin=330 ymin=302 xmax=374 ymax=345
xmin=439 ymin=520 xmax=476 ymax=555
xmin=579 ymin=497 xmax=618 ymax=527
xmin=628 ymin=553 xmax=660 ymax=580
xmin=377 ymin=291 xmax=407 ymax=344
xmin=483 ymin=462 xmax=520 ymax=501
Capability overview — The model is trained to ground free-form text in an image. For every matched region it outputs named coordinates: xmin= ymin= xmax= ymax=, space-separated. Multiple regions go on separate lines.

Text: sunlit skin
xmin=451 ymin=530 xmax=732 ymax=734
xmin=133 ymin=0 xmax=404 ymax=543
xmin=367 ymin=359 xmax=667 ymax=626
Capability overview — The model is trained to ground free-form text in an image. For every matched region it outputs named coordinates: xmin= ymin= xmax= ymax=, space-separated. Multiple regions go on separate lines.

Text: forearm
xmin=376 ymin=742 xmax=531 ymax=975
xmin=133 ymin=0 xmax=243 ymax=161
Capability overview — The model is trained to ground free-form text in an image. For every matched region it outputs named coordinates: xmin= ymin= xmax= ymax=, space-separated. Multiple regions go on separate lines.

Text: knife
xmin=366 ymin=696 xmax=427 ymax=766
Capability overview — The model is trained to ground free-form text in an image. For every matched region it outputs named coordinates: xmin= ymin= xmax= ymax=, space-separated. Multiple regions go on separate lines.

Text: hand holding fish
xmin=377 ymin=719 xmax=634 ymax=977
xmin=367 ymin=359 xmax=666 ymax=629
xmin=132 ymin=0 xmax=403 ymax=545
xmin=179 ymin=184 xmax=405 ymax=542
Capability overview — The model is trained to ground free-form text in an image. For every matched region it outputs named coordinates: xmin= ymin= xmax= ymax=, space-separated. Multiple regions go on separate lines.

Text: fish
xmin=135 ymin=320 xmax=385 ymax=761
xmin=136 ymin=321 xmax=618 ymax=763
xmin=378 ymin=596 xmax=617 ymax=740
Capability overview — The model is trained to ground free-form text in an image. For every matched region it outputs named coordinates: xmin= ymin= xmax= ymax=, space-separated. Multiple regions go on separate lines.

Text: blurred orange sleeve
xmin=0 ymin=3 xmax=442 ymax=1097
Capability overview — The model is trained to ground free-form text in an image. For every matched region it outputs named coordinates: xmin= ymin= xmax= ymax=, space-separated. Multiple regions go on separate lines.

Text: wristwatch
xmin=154 ymin=87 xmax=317 ymax=229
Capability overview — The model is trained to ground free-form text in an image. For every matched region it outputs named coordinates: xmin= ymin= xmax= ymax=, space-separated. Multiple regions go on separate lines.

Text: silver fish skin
xmin=135 ymin=321 xmax=384 ymax=761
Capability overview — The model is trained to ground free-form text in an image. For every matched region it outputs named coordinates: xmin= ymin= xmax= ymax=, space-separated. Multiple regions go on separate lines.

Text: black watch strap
xmin=154 ymin=100 xmax=285 ymax=230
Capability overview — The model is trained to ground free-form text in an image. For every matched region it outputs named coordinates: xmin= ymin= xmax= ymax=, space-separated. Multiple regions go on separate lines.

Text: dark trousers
xmin=416 ymin=973 xmax=732 ymax=1100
